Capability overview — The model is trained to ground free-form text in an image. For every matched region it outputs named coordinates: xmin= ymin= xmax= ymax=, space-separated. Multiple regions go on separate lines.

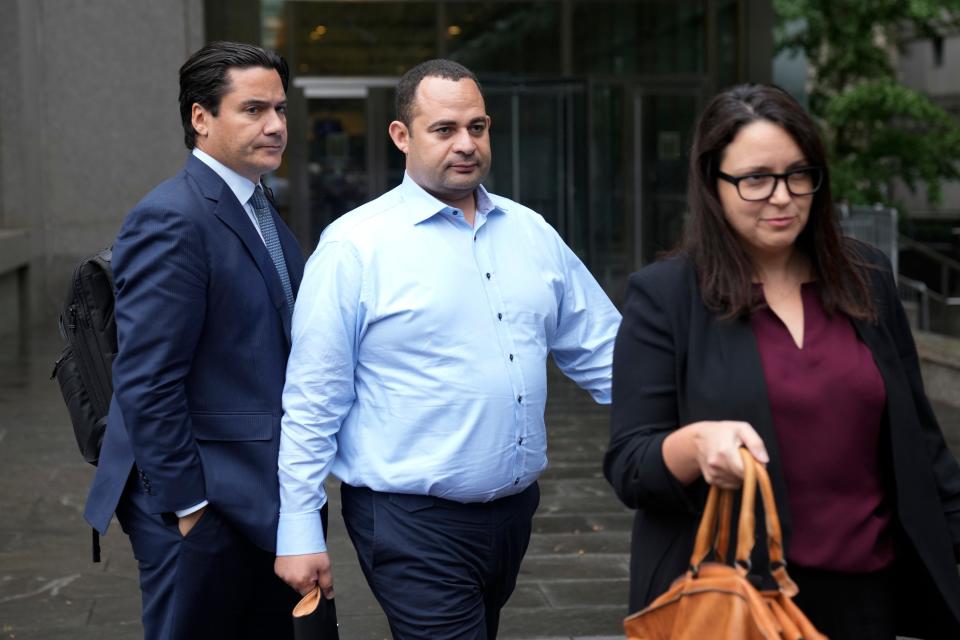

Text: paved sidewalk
xmin=0 ymin=328 xmax=630 ymax=639
xmin=1 ymin=325 xmax=958 ymax=639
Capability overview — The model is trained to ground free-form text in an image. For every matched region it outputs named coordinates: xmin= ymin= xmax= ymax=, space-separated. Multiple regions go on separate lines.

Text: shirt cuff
xmin=174 ymin=500 xmax=209 ymax=518
xmin=277 ymin=509 xmax=328 ymax=555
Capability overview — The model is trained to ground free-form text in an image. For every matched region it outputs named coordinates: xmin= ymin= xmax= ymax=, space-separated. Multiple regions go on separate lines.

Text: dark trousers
xmin=116 ymin=475 xmax=303 ymax=640
xmin=341 ymin=482 xmax=540 ymax=640
xmin=790 ymin=564 xmax=896 ymax=640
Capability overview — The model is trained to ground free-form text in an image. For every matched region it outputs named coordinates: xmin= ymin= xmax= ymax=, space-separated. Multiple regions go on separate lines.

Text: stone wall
xmin=0 ymin=0 xmax=204 ymax=337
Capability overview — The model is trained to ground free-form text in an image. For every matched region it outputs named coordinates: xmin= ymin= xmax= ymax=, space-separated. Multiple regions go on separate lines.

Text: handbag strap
xmin=690 ymin=477 xmax=723 ymax=569
xmin=713 ymin=489 xmax=733 ymax=562
xmin=688 ymin=457 xmax=750 ymax=570
xmin=733 ymin=447 xmax=759 ymax=572
xmin=734 ymin=448 xmax=799 ymax=596
xmin=688 ymin=448 xmax=799 ymax=596
xmin=754 ymin=452 xmax=799 ymax=596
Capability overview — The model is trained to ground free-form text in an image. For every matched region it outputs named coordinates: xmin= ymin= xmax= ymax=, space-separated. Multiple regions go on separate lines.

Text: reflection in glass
xmin=445 ymin=2 xmax=561 ymax=75
xmin=717 ymin=0 xmax=740 ymax=89
xmin=484 ymin=91 xmax=514 ymax=197
xmin=278 ymin=2 xmax=435 ymax=75
xmin=573 ymin=1 xmax=705 ymax=75
xmin=306 ymin=99 xmax=368 ymax=237
xmin=588 ymin=84 xmax=630 ymax=294
xmin=638 ymin=93 xmax=697 ymax=262
xmin=483 ymin=84 xmax=587 ymax=259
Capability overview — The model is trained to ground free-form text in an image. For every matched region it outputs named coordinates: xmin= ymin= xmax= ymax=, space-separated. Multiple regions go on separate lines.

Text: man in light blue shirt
xmin=274 ymin=59 xmax=621 ymax=639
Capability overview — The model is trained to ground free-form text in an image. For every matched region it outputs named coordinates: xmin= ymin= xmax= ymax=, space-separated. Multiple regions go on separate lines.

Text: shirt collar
xmin=398 ymin=172 xmax=504 ymax=224
xmin=192 ymin=147 xmax=258 ymax=206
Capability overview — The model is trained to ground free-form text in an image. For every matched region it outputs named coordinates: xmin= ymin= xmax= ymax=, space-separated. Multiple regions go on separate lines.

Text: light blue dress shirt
xmin=276 ymin=174 xmax=621 ymax=555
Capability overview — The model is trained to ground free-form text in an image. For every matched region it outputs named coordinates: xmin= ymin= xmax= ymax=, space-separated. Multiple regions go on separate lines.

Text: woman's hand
xmin=663 ymin=421 xmax=769 ymax=488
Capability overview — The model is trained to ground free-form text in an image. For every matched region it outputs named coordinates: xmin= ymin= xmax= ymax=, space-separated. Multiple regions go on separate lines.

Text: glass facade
xmin=446 ymin=2 xmax=562 ymax=75
xmin=572 ymin=1 xmax=705 ymax=76
xmin=214 ymin=0 xmax=772 ymax=296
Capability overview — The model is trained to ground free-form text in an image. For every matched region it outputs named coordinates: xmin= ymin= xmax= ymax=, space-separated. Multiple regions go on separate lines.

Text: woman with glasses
xmin=604 ymin=84 xmax=960 ymax=639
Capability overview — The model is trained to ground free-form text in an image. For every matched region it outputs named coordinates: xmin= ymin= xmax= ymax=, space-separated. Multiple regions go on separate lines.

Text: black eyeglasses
xmin=718 ymin=167 xmax=824 ymax=201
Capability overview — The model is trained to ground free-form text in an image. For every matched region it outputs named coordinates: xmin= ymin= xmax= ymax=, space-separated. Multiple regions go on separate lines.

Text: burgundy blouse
xmin=750 ymin=283 xmax=894 ymax=572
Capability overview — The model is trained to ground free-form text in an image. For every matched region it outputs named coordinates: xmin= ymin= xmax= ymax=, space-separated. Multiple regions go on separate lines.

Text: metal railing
xmin=897 ymin=235 xmax=960 ymax=333
xmin=899 ymin=235 xmax=960 ymax=298
xmin=838 ymin=204 xmax=898 ymax=274
xmin=897 ymin=274 xmax=931 ymax=331
xmin=838 ymin=204 xmax=960 ymax=334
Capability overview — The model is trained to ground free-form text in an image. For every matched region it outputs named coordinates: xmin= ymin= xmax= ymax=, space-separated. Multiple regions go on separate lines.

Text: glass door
xmin=483 ymin=81 xmax=588 ymax=256
xmin=632 ymin=86 xmax=702 ymax=266
xmin=303 ymin=97 xmax=368 ymax=238
xmin=286 ymin=77 xmax=399 ymax=246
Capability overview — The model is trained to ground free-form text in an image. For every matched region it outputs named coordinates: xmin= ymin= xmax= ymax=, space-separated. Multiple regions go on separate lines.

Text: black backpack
xmin=51 ymin=248 xmax=116 ymax=466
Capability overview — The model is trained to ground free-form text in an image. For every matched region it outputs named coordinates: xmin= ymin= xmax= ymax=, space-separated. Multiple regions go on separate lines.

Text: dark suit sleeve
xmin=604 ymin=268 xmax=700 ymax=514
xmin=878 ymin=258 xmax=960 ymax=544
xmin=112 ymin=203 xmax=207 ymax=514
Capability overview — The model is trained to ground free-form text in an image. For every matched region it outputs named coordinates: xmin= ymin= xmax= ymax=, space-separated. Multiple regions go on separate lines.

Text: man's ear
xmin=388 ymin=120 xmax=410 ymax=154
xmin=191 ymin=103 xmax=210 ymax=139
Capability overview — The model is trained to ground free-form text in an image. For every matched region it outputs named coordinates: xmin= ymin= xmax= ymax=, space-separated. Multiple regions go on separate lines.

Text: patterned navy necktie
xmin=250 ymin=185 xmax=295 ymax=311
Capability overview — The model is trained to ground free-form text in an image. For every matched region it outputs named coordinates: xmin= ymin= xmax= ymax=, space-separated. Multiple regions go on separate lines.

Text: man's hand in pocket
xmin=178 ymin=506 xmax=207 ymax=537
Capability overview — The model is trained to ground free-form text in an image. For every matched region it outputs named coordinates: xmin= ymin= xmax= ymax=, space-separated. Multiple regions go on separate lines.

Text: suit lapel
xmin=185 ymin=156 xmax=293 ymax=344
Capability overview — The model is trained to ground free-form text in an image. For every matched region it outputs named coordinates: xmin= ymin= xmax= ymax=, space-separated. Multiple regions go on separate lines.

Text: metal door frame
xmin=484 ymin=80 xmax=586 ymax=242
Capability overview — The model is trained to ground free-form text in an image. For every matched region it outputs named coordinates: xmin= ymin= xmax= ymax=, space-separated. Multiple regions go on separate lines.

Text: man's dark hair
xmin=395 ymin=59 xmax=483 ymax=127
xmin=178 ymin=41 xmax=289 ymax=149
xmin=680 ymin=83 xmax=875 ymax=321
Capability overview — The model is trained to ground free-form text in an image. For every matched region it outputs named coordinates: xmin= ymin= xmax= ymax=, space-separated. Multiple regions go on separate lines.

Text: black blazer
xmin=604 ymin=243 xmax=960 ymax=638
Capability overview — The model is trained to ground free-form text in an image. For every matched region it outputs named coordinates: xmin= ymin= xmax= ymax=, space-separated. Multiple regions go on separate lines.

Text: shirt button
xmin=485 ymin=272 xmax=491 ymax=279
xmin=518 ymin=437 xmax=524 ymax=445
xmin=517 ymin=395 xmax=522 ymax=404
xmin=514 ymin=478 xmax=520 ymax=485
xmin=497 ymin=313 xmax=502 ymax=320
xmin=509 ymin=354 xmax=514 ymax=361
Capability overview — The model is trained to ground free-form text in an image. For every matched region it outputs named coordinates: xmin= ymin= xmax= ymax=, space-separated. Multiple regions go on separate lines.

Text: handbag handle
xmin=713 ymin=489 xmax=734 ymax=562
xmin=688 ymin=448 xmax=799 ymax=596
xmin=689 ymin=448 xmax=756 ymax=570
xmin=735 ymin=448 xmax=799 ymax=596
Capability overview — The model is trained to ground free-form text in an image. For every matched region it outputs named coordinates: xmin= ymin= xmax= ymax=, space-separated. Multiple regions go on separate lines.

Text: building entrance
xmin=208 ymin=0 xmax=774 ymax=295
xmin=286 ymin=75 xmax=701 ymax=296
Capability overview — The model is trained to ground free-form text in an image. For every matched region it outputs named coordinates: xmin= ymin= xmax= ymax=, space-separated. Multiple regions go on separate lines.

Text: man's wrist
xmin=277 ymin=510 xmax=328 ymax=555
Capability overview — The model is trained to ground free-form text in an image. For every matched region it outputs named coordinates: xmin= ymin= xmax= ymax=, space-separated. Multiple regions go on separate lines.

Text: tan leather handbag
xmin=624 ymin=449 xmax=827 ymax=640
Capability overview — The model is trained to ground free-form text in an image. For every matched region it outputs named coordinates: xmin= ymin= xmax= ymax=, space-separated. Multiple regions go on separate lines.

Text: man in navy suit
xmin=83 ymin=41 xmax=306 ymax=639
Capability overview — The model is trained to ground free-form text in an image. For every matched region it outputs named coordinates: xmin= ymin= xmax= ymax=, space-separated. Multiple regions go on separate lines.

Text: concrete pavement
xmin=0 ymin=328 xmax=631 ymax=639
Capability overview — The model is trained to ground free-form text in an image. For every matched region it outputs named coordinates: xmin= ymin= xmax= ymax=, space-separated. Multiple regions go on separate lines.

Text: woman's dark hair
xmin=680 ymin=83 xmax=874 ymax=321
xmin=395 ymin=59 xmax=483 ymax=128
xmin=178 ymin=41 xmax=289 ymax=150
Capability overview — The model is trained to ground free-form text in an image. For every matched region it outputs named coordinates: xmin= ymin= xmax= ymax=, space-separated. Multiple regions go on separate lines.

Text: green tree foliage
xmin=775 ymin=0 xmax=960 ymax=207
